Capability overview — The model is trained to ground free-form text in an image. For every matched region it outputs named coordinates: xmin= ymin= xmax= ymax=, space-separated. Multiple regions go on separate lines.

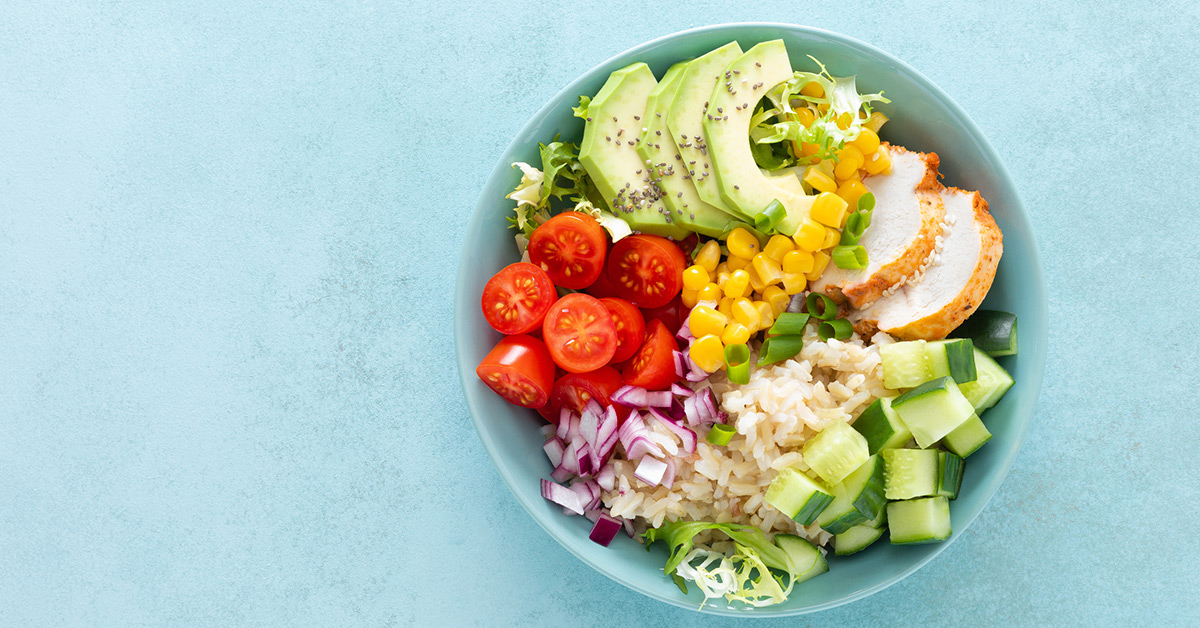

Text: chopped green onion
xmin=840 ymin=212 xmax=867 ymax=245
xmin=817 ymin=318 xmax=854 ymax=341
xmin=857 ymin=192 xmax=876 ymax=213
xmin=832 ymin=244 xmax=868 ymax=269
xmin=724 ymin=343 xmax=751 ymax=385
xmin=767 ymin=312 xmax=810 ymax=337
xmin=707 ymin=424 xmax=736 ymax=446
xmin=758 ymin=335 xmax=804 ymax=366
xmin=805 ymin=292 xmax=837 ymax=320
xmin=754 ymin=200 xmax=786 ymax=233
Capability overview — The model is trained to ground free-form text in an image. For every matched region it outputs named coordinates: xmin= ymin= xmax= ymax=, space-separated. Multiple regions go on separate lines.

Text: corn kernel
xmin=864 ymin=111 xmax=889 ymax=133
xmin=715 ymin=261 xmax=729 ymax=275
xmin=751 ymin=253 xmax=783 ymax=286
xmin=721 ymin=323 xmax=751 ymax=346
xmin=837 ymin=179 xmax=869 ymax=207
xmin=835 ymin=112 xmax=854 ymax=130
xmin=850 ymin=128 xmax=880 ymax=155
xmin=723 ymin=269 xmax=751 ymax=298
xmin=762 ymin=285 xmax=790 ymax=315
xmin=800 ymin=142 xmax=820 ymax=162
xmin=822 ymin=227 xmax=841 ymax=250
xmin=681 ymin=287 xmax=699 ymax=308
xmin=688 ymin=305 xmax=728 ymax=338
xmin=817 ymin=102 xmax=830 ymax=115
xmin=782 ymin=250 xmax=815 ymax=275
xmin=763 ymin=235 xmax=795 ymax=262
xmin=792 ymin=220 xmax=826 ymax=252
xmin=726 ymin=254 xmax=751 ymax=271
xmin=864 ymin=148 xmax=892 ymax=175
xmin=792 ymin=107 xmax=816 ymax=127
xmin=754 ymin=301 xmax=775 ymax=330
xmin=690 ymin=335 xmax=726 ymax=372
xmin=748 ymin=268 xmax=766 ymax=293
xmin=731 ymin=298 xmax=758 ymax=329
xmin=782 ymin=272 xmax=808 ymax=295
xmin=803 ymin=166 xmax=837 ymax=194
xmin=811 ymin=192 xmax=849 ymax=228
xmin=698 ymin=282 xmax=722 ymax=303
xmin=834 ymin=146 xmax=864 ymax=179
xmin=800 ymin=82 xmax=825 ymax=98
xmin=806 ymin=251 xmax=831 ymax=281
xmin=694 ymin=240 xmax=721 ymax=272
xmin=726 ymin=228 xmax=760 ymax=259
xmin=682 ymin=265 xmax=710 ymax=291
xmin=717 ymin=297 xmax=734 ymax=317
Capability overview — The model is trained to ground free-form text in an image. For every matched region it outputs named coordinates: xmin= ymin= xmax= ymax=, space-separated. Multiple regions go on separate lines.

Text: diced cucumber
xmin=958 ymin=348 xmax=1014 ymax=413
xmin=881 ymin=448 xmax=938 ymax=500
xmin=852 ymin=397 xmax=912 ymax=454
xmin=952 ymin=309 xmax=1017 ymax=357
xmin=941 ymin=414 xmax=992 ymax=457
xmin=891 ymin=376 xmax=976 ymax=448
xmin=834 ymin=524 xmax=885 ymax=556
xmin=815 ymin=455 xmax=885 ymax=534
xmin=765 ymin=468 xmax=833 ymax=525
xmin=774 ymin=534 xmax=829 ymax=584
xmin=887 ymin=496 xmax=952 ymax=545
xmin=927 ymin=339 xmax=977 ymax=384
xmin=880 ymin=340 xmax=932 ymax=389
xmin=863 ymin=504 xmax=887 ymax=529
xmin=802 ymin=421 xmax=869 ymax=485
xmin=936 ymin=451 xmax=964 ymax=500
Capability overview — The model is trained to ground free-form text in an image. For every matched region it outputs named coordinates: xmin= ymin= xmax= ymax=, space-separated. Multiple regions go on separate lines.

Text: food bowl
xmin=453 ymin=23 xmax=1047 ymax=616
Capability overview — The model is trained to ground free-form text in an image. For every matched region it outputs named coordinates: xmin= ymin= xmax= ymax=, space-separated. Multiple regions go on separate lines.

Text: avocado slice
xmin=665 ymin=42 xmax=747 ymax=220
xmin=637 ymin=61 xmax=748 ymax=238
xmin=580 ymin=63 xmax=688 ymax=239
xmin=704 ymin=40 xmax=816 ymax=235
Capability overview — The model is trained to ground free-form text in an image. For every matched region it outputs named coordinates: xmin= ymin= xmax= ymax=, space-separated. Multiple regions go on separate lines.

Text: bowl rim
xmin=454 ymin=21 xmax=1048 ymax=616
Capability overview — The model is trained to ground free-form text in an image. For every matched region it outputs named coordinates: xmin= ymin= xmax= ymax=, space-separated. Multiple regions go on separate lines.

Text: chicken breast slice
xmin=812 ymin=145 xmax=944 ymax=309
xmin=852 ymin=187 xmax=1003 ymax=340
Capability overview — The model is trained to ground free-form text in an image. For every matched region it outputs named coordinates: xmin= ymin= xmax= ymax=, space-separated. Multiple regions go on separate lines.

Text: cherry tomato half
xmin=584 ymin=260 xmax=622 ymax=299
xmin=475 ymin=335 xmax=556 ymax=408
xmin=542 ymin=293 xmax=618 ymax=373
xmin=528 ymin=212 xmax=607 ymax=290
xmin=481 ymin=262 xmax=556 ymax=335
xmin=550 ymin=366 xmax=629 ymax=421
xmin=640 ymin=294 xmax=683 ymax=333
xmin=607 ymin=234 xmax=687 ymax=308
xmin=622 ymin=319 xmax=680 ymax=391
xmin=598 ymin=297 xmax=646 ymax=364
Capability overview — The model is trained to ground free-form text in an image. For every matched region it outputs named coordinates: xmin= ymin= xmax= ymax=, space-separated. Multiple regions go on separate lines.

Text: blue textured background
xmin=2 ymin=1 xmax=1197 ymax=625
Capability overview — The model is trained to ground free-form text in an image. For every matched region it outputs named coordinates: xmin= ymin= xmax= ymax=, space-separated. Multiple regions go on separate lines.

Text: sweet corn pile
xmin=682 ymin=89 xmax=892 ymax=374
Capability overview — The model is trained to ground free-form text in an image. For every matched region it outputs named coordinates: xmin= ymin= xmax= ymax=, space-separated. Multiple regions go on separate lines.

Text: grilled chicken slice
xmin=812 ymin=145 xmax=944 ymax=308
xmin=852 ymin=187 xmax=1002 ymax=340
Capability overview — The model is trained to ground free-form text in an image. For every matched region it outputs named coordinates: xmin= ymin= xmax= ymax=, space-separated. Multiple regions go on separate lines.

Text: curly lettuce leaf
xmin=572 ymin=95 xmax=591 ymax=120
xmin=573 ymin=199 xmax=632 ymax=243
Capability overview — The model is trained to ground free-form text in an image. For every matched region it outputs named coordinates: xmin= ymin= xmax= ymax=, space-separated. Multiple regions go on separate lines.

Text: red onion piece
xmin=696 ymin=388 xmax=720 ymax=425
xmin=543 ymin=438 xmax=566 ymax=468
xmin=541 ymin=479 xmax=583 ymax=515
xmin=646 ymin=408 xmax=697 ymax=454
xmin=550 ymin=465 xmax=572 ymax=483
xmin=596 ymin=464 xmax=616 ymax=491
xmin=671 ymin=383 xmax=694 ymax=397
xmin=676 ymin=319 xmax=695 ymax=344
xmin=626 ymin=435 xmax=663 ymax=460
xmin=589 ymin=514 xmax=624 ymax=547
xmin=633 ymin=456 xmax=668 ymax=487
xmin=682 ymin=395 xmax=700 ymax=427
xmin=611 ymin=385 xmax=646 ymax=408
xmin=660 ymin=457 xmax=676 ymax=489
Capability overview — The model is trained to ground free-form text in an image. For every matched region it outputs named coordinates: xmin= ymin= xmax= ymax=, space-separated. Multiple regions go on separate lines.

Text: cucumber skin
xmin=774 ymin=534 xmax=830 ymax=583
xmin=852 ymin=397 xmax=910 ymax=455
xmin=834 ymin=525 xmax=885 ymax=556
xmin=851 ymin=456 xmax=888 ymax=523
xmin=892 ymin=376 xmax=976 ymax=448
xmin=959 ymin=349 xmax=1015 ymax=412
xmin=953 ymin=310 xmax=1018 ymax=357
xmin=942 ymin=414 xmax=992 ymax=458
xmin=936 ymin=451 xmax=965 ymax=500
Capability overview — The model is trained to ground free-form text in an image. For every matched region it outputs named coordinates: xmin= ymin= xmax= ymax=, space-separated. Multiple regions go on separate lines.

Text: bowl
xmin=453 ymin=23 xmax=1047 ymax=616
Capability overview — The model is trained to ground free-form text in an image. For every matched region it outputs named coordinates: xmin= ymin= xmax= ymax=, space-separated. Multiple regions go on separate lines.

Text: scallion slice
xmin=758 ymin=335 xmax=804 ymax=366
xmin=805 ymin=292 xmax=837 ymax=320
xmin=840 ymin=211 xmax=867 ymax=245
xmin=857 ymin=191 xmax=876 ymax=214
xmin=832 ymin=245 xmax=868 ymax=269
xmin=817 ymin=318 xmax=854 ymax=341
xmin=707 ymin=424 xmax=736 ymax=446
xmin=724 ymin=343 xmax=751 ymax=385
xmin=767 ymin=312 xmax=810 ymax=337
xmin=754 ymin=199 xmax=786 ymax=233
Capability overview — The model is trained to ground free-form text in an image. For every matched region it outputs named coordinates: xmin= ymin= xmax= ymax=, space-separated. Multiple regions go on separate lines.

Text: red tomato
xmin=607 ymin=234 xmax=687 ymax=308
xmin=584 ymin=262 xmax=622 ymax=299
xmin=641 ymin=294 xmax=684 ymax=334
xmin=528 ymin=212 xmax=607 ymax=290
xmin=675 ymin=233 xmax=699 ymax=257
xmin=475 ymin=335 xmax=556 ymax=408
xmin=481 ymin=262 xmax=556 ymax=335
xmin=622 ymin=319 xmax=679 ymax=391
xmin=598 ymin=297 xmax=646 ymax=364
xmin=542 ymin=293 xmax=618 ymax=373
xmin=550 ymin=366 xmax=628 ymax=420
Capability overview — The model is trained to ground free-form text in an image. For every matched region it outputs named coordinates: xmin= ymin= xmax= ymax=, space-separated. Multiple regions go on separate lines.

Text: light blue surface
xmin=455 ymin=23 xmax=1048 ymax=617
xmin=2 ymin=1 xmax=1197 ymax=626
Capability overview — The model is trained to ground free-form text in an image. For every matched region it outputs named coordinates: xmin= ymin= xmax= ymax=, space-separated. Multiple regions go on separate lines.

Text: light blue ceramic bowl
xmin=454 ymin=23 xmax=1047 ymax=616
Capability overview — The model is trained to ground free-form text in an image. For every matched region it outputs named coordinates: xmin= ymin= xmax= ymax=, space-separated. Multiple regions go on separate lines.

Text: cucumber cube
xmin=802 ymin=421 xmax=869 ymax=485
xmin=816 ymin=455 xmax=885 ymax=534
xmin=958 ymin=348 xmax=1014 ymax=413
xmin=881 ymin=448 xmax=938 ymax=500
xmin=880 ymin=340 xmax=932 ymax=389
xmin=891 ymin=376 xmax=976 ymax=448
xmin=834 ymin=525 xmax=885 ymax=556
xmin=927 ymin=339 xmax=978 ymax=384
xmin=936 ymin=451 xmax=965 ymax=500
xmin=852 ymin=397 xmax=911 ymax=454
xmin=765 ymin=468 xmax=834 ymax=525
xmin=888 ymin=496 xmax=952 ymax=545
xmin=942 ymin=414 xmax=992 ymax=457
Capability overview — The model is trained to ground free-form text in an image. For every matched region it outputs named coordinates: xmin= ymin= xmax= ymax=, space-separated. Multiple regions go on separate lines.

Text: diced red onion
xmin=550 ymin=465 xmax=572 ymax=483
xmin=646 ymin=408 xmax=697 ymax=454
xmin=612 ymin=385 xmax=673 ymax=409
xmin=717 ymin=410 xmax=731 ymax=424
xmin=570 ymin=479 xmax=602 ymax=511
xmin=696 ymin=388 xmax=720 ymax=425
xmin=673 ymin=351 xmax=688 ymax=378
xmin=633 ymin=456 xmax=668 ymax=487
xmin=555 ymin=409 xmax=573 ymax=441
xmin=584 ymin=509 xmax=602 ymax=523
xmin=589 ymin=514 xmax=624 ymax=547
xmin=541 ymin=479 xmax=583 ymax=515
xmin=626 ymin=435 xmax=663 ymax=460
xmin=618 ymin=412 xmax=664 ymax=460
xmin=623 ymin=518 xmax=635 ymax=537
xmin=661 ymin=396 xmax=686 ymax=423
xmin=676 ymin=319 xmax=695 ymax=344
xmin=560 ymin=441 xmax=582 ymax=474
xmin=671 ymin=383 xmax=693 ymax=397
xmin=682 ymin=395 xmax=700 ymax=427
xmin=679 ymin=351 xmax=709 ymax=382
xmin=596 ymin=464 xmax=616 ymax=491
xmin=543 ymin=438 xmax=566 ymax=468
xmin=660 ymin=457 xmax=676 ymax=489
xmin=539 ymin=424 xmax=556 ymax=440
xmin=565 ymin=413 xmax=582 ymax=443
